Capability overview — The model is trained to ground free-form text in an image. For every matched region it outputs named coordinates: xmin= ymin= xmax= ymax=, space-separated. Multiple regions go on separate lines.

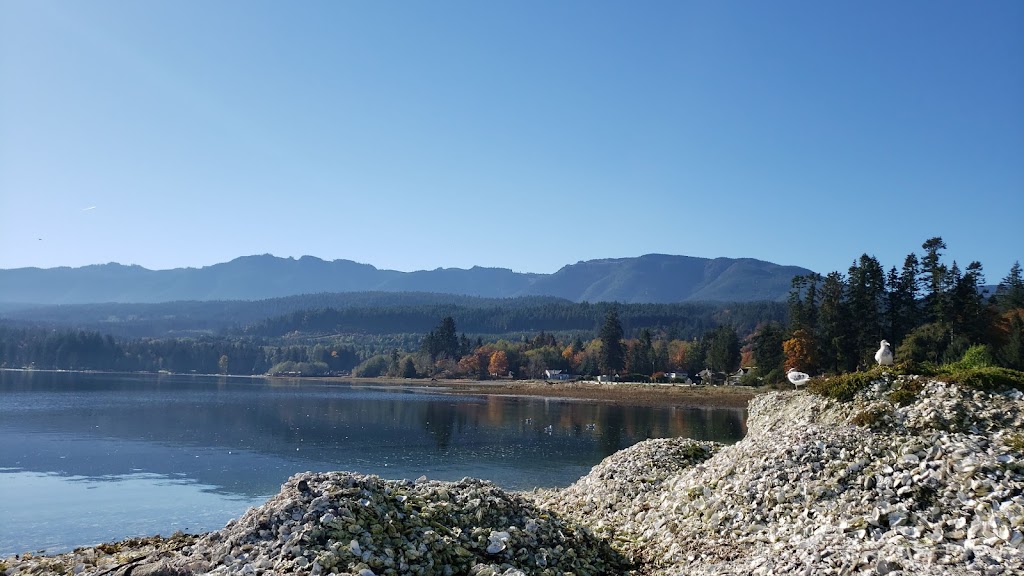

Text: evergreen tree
xmin=706 ymin=325 xmax=741 ymax=373
xmin=422 ymin=316 xmax=459 ymax=360
xmin=818 ymin=271 xmax=854 ymax=373
xmin=598 ymin=309 xmax=625 ymax=375
xmin=653 ymin=339 xmax=670 ymax=374
xmin=628 ymin=329 xmax=654 ymax=375
xmin=787 ymin=273 xmax=821 ymax=335
xmin=998 ymin=313 xmax=1024 ymax=370
xmin=436 ymin=316 xmax=459 ymax=359
xmin=847 ymin=255 xmax=886 ymax=368
xmin=920 ymin=237 xmax=950 ymax=325
xmin=996 ymin=262 xmax=1024 ymax=311
xmin=950 ymin=261 xmax=986 ymax=343
xmin=751 ymin=322 xmax=785 ymax=382
xmin=886 ymin=254 xmax=920 ymax=346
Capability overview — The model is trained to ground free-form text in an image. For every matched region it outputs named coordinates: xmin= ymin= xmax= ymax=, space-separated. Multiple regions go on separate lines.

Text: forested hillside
xmin=0 ymin=293 xmax=569 ymax=338
xmin=244 ymin=300 xmax=786 ymax=341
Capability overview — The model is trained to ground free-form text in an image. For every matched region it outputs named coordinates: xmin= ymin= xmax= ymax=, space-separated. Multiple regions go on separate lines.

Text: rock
xmin=127 ymin=561 xmax=193 ymax=576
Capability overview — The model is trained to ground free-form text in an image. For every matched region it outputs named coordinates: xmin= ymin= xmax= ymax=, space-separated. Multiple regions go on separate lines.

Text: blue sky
xmin=2 ymin=1 xmax=1021 ymax=281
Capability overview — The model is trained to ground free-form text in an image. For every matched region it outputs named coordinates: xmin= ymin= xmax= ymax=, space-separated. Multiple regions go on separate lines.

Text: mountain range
xmin=0 ymin=254 xmax=813 ymax=305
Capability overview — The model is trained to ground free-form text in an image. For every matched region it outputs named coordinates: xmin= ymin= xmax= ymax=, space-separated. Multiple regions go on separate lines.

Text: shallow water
xmin=0 ymin=370 xmax=746 ymax=555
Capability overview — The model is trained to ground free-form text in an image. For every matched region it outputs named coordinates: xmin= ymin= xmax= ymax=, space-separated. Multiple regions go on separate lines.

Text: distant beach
xmin=311 ymin=376 xmax=760 ymax=409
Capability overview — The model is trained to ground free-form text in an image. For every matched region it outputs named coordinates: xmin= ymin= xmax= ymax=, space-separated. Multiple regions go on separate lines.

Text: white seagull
xmin=787 ymin=368 xmax=810 ymax=389
xmin=875 ymin=340 xmax=894 ymax=366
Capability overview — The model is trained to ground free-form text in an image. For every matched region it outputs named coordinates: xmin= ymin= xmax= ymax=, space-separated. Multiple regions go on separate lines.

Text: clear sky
xmin=2 ymin=1 xmax=1022 ymax=280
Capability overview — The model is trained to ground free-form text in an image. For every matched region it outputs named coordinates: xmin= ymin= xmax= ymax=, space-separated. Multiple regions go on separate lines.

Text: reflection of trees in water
xmin=661 ymin=408 xmax=746 ymax=442
xmin=485 ymin=400 xmax=747 ymax=458
xmin=5 ymin=372 xmax=750 ymax=467
xmin=707 ymin=408 xmax=746 ymax=441
xmin=422 ymin=402 xmax=470 ymax=451
xmin=599 ymin=407 xmax=625 ymax=456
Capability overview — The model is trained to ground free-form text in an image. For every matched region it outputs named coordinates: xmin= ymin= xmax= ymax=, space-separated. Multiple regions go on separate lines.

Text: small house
xmin=544 ymin=369 xmax=573 ymax=381
xmin=698 ymin=368 xmax=727 ymax=386
xmin=727 ymin=367 xmax=755 ymax=385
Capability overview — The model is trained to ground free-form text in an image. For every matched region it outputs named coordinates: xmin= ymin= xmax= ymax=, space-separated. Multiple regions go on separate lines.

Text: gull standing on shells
xmin=787 ymin=368 xmax=810 ymax=389
xmin=875 ymin=340 xmax=894 ymax=366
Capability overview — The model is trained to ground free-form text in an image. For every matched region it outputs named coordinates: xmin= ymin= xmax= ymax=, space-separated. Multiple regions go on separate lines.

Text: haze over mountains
xmin=0 ymin=254 xmax=812 ymax=306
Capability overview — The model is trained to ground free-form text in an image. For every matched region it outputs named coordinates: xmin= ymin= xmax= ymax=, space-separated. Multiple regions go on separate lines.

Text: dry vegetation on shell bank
xmin=5 ymin=373 xmax=1023 ymax=576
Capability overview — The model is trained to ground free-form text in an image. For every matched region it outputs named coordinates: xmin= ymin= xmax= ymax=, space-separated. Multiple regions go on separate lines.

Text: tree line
xmin=752 ymin=237 xmax=1023 ymax=384
xmin=0 ymin=326 xmax=362 ymax=376
xmin=349 ymin=311 xmax=745 ymax=382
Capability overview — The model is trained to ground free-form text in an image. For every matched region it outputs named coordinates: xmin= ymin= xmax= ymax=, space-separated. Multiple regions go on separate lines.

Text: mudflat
xmin=320 ymin=377 xmax=759 ymax=409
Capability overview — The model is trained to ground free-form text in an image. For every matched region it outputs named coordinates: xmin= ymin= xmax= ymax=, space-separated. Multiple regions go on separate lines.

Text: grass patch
xmin=935 ymin=366 xmax=1024 ymax=391
xmin=1005 ymin=433 xmax=1024 ymax=453
xmin=807 ymin=369 xmax=884 ymax=401
xmin=808 ymin=363 xmax=1023 ymax=402
xmin=887 ymin=379 xmax=925 ymax=407
xmin=850 ymin=406 xmax=891 ymax=428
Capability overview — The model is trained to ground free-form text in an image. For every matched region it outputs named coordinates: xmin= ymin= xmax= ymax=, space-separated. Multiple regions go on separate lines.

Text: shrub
xmin=896 ymin=323 xmax=948 ymax=366
xmin=944 ymin=344 xmax=994 ymax=371
xmin=353 ymin=354 xmax=390 ymax=377
xmin=761 ymin=364 xmax=782 ymax=383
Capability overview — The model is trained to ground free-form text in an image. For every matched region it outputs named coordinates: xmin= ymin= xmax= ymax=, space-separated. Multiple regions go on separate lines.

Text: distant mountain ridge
xmin=0 ymin=253 xmax=812 ymax=305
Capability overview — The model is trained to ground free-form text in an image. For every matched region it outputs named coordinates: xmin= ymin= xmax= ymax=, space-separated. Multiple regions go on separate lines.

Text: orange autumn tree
xmin=488 ymin=350 xmax=509 ymax=377
xmin=783 ymin=329 xmax=818 ymax=373
xmin=458 ymin=354 xmax=481 ymax=378
xmin=668 ymin=339 xmax=688 ymax=370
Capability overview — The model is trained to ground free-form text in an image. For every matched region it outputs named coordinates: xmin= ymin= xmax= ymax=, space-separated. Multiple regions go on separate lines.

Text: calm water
xmin=0 ymin=370 xmax=746 ymax=555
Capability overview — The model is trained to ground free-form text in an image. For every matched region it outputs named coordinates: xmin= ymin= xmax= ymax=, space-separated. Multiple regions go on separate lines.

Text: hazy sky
xmin=2 ymin=1 xmax=1022 ymax=279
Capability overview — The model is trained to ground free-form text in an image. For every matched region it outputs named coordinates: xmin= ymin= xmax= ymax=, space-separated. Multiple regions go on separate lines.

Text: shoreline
xmin=308 ymin=376 xmax=760 ymax=409
xmin=1 ymin=368 xmax=759 ymax=409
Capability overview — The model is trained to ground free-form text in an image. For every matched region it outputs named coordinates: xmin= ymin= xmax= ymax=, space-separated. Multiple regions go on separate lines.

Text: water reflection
xmin=0 ymin=370 xmax=746 ymax=555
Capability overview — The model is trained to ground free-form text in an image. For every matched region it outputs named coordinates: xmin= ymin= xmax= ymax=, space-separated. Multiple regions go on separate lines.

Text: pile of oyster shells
xmin=541 ymin=375 xmax=1024 ymax=575
xmin=166 ymin=472 xmax=628 ymax=576
xmin=4 ymin=374 xmax=1022 ymax=576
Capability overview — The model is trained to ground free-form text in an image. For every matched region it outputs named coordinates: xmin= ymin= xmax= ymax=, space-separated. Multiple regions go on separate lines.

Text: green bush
xmin=268 ymin=360 xmax=330 ymax=376
xmin=942 ymin=335 xmax=973 ymax=365
xmin=896 ymin=323 xmax=948 ymax=366
xmin=944 ymin=344 xmax=994 ymax=371
xmin=353 ymin=354 xmax=390 ymax=377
